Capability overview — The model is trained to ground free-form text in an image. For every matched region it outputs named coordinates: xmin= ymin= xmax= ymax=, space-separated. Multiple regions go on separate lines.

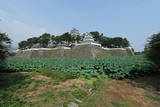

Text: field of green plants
xmin=2 ymin=56 xmax=155 ymax=79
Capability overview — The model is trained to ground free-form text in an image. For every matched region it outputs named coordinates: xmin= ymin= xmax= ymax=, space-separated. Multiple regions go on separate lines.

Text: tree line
xmin=18 ymin=31 xmax=130 ymax=50
xmin=90 ymin=32 xmax=130 ymax=48
xmin=18 ymin=32 xmax=82 ymax=50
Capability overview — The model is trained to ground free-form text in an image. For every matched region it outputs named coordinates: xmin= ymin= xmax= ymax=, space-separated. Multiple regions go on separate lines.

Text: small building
xmin=76 ymin=32 xmax=101 ymax=47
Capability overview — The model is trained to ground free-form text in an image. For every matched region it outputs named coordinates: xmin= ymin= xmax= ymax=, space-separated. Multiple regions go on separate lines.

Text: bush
xmin=145 ymin=33 xmax=160 ymax=68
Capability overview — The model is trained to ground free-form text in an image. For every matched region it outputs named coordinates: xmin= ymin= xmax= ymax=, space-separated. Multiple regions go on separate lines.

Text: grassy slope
xmin=0 ymin=72 xmax=159 ymax=107
xmin=0 ymin=72 xmax=106 ymax=107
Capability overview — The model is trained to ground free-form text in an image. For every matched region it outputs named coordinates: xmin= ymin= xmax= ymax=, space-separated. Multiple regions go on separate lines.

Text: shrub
xmin=145 ymin=33 xmax=160 ymax=68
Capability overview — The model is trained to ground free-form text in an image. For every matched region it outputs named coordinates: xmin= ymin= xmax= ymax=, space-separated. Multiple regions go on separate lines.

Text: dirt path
xmin=83 ymin=79 xmax=160 ymax=107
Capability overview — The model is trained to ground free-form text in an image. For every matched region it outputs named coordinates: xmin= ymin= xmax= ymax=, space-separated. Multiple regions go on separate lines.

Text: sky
xmin=0 ymin=0 xmax=160 ymax=51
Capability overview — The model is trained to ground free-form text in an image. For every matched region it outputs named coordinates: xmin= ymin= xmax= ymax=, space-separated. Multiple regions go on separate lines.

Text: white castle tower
xmin=82 ymin=32 xmax=95 ymax=42
xmin=76 ymin=32 xmax=101 ymax=47
xmin=70 ymin=27 xmax=80 ymax=36
xmin=70 ymin=27 xmax=80 ymax=44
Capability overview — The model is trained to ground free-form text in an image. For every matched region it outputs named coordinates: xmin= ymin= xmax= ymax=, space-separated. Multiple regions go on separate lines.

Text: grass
xmin=72 ymin=89 xmax=88 ymax=99
xmin=130 ymin=75 xmax=160 ymax=92
xmin=144 ymin=94 xmax=160 ymax=102
xmin=40 ymin=68 xmax=77 ymax=82
xmin=111 ymin=101 xmax=126 ymax=107
xmin=69 ymin=84 xmax=79 ymax=89
xmin=1 ymin=72 xmax=160 ymax=107
xmin=80 ymin=78 xmax=112 ymax=107
xmin=0 ymin=73 xmax=32 ymax=107
xmin=0 ymin=72 xmax=98 ymax=106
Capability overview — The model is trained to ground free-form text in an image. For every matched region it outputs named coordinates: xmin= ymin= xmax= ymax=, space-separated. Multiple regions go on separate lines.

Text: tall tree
xmin=27 ymin=37 xmax=39 ymax=48
xmin=145 ymin=33 xmax=160 ymax=67
xmin=90 ymin=31 xmax=103 ymax=41
xmin=18 ymin=40 xmax=28 ymax=50
xmin=0 ymin=33 xmax=11 ymax=70
xmin=122 ymin=38 xmax=130 ymax=47
xmin=0 ymin=33 xmax=11 ymax=60
xmin=39 ymin=33 xmax=51 ymax=48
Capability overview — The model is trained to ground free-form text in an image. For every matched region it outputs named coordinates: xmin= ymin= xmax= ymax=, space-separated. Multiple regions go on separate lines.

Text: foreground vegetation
xmin=0 ymin=72 xmax=160 ymax=107
xmin=2 ymin=56 xmax=156 ymax=79
xmin=0 ymin=71 xmax=110 ymax=107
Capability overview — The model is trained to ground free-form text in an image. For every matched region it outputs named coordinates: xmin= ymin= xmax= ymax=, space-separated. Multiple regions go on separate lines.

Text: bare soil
xmin=82 ymin=76 xmax=160 ymax=107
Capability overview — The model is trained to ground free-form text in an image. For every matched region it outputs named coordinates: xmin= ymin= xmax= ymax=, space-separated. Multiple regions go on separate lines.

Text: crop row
xmin=2 ymin=56 xmax=155 ymax=79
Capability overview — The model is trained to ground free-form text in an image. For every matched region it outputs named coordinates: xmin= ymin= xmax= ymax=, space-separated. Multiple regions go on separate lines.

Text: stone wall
xmin=14 ymin=45 xmax=134 ymax=58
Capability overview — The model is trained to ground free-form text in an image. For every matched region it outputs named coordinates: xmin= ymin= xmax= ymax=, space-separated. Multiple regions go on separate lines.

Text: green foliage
xmin=144 ymin=94 xmax=160 ymax=102
xmin=41 ymin=68 xmax=77 ymax=82
xmin=60 ymin=32 xmax=74 ymax=43
xmin=90 ymin=31 xmax=130 ymax=48
xmin=145 ymin=33 xmax=160 ymax=67
xmin=18 ymin=32 xmax=76 ymax=49
xmin=90 ymin=31 xmax=103 ymax=41
xmin=0 ymin=33 xmax=11 ymax=60
xmin=18 ymin=31 xmax=130 ymax=50
xmin=72 ymin=89 xmax=87 ymax=99
xmin=0 ymin=73 xmax=32 ymax=106
xmin=92 ymin=78 xmax=107 ymax=91
xmin=39 ymin=33 xmax=52 ymax=48
xmin=0 ymin=32 xmax=11 ymax=70
xmin=0 ymin=97 xmax=28 ymax=107
xmin=18 ymin=33 xmax=53 ymax=49
xmin=4 ymin=56 xmax=155 ymax=79
xmin=18 ymin=40 xmax=28 ymax=50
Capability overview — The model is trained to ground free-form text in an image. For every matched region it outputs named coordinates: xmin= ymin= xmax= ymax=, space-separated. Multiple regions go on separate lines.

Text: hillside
xmin=1 ymin=72 xmax=160 ymax=107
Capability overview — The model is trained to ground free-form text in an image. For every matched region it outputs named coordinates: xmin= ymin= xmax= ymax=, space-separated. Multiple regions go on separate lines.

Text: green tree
xmin=90 ymin=31 xmax=103 ymax=41
xmin=54 ymin=32 xmax=75 ymax=45
xmin=76 ymin=35 xmax=81 ymax=42
xmin=109 ymin=37 xmax=129 ymax=48
xmin=39 ymin=33 xmax=51 ymax=48
xmin=0 ymin=33 xmax=11 ymax=60
xmin=27 ymin=37 xmax=39 ymax=48
xmin=98 ymin=36 xmax=109 ymax=47
xmin=54 ymin=36 xmax=61 ymax=44
xmin=18 ymin=40 xmax=28 ymax=50
xmin=90 ymin=31 xmax=130 ymax=48
xmin=122 ymin=38 xmax=130 ymax=47
xmin=61 ymin=32 xmax=73 ymax=43
xmin=145 ymin=33 xmax=160 ymax=67
xmin=0 ymin=33 xmax=11 ymax=70
xmin=51 ymin=35 xmax=55 ymax=41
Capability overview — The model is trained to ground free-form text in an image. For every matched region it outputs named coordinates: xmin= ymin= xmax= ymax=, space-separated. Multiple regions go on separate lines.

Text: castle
xmin=15 ymin=28 xmax=134 ymax=58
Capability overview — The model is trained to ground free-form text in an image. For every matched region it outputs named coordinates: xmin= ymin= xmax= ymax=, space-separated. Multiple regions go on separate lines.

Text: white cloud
xmin=0 ymin=10 xmax=47 ymax=48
